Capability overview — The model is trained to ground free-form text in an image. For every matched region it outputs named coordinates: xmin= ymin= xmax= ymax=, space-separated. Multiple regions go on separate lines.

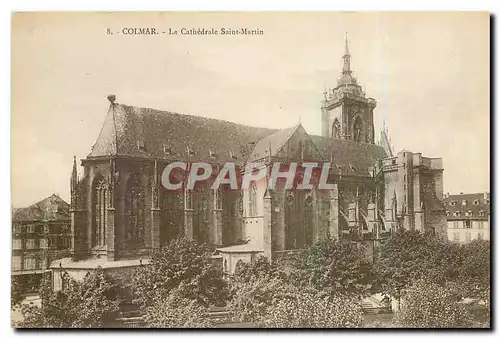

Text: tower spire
xmin=342 ymin=32 xmax=351 ymax=74
xmin=70 ymin=156 xmax=77 ymax=208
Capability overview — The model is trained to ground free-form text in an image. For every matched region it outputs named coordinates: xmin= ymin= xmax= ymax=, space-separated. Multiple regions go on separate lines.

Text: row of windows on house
xmin=446 ymin=210 xmax=488 ymax=217
xmin=12 ymin=256 xmax=48 ymax=271
xmin=450 ymin=231 xmax=486 ymax=242
xmin=447 ymin=220 xmax=488 ymax=229
xmin=12 ymin=237 xmax=71 ymax=250
xmin=13 ymin=223 xmax=71 ymax=234
xmin=445 ymin=199 xmax=489 ymax=206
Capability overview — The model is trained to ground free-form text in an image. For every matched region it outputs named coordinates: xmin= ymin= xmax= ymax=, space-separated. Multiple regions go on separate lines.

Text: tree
xmin=394 ymin=280 xmax=474 ymax=328
xmin=17 ymin=268 xmax=122 ymax=328
xmin=295 ymin=235 xmax=375 ymax=298
xmin=133 ymin=237 xmax=228 ymax=327
xmin=374 ymin=229 xmax=461 ymax=305
xmin=11 ymin=276 xmax=23 ymax=308
xmin=455 ymin=239 xmax=490 ymax=302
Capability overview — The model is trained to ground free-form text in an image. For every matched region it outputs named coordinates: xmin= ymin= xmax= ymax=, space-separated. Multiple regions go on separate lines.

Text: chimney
xmin=484 ymin=192 xmax=488 ymax=200
xmin=107 ymin=94 xmax=116 ymax=104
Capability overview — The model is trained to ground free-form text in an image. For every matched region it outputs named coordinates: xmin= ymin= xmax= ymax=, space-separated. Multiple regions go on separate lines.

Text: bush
xmin=142 ymin=289 xmax=212 ymax=328
xmin=133 ymin=237 xmax=228 ymax=310
xmin=296 ymin=235 xmax=375 ymax=298
xmin=394 ymin=280 xmax=474 ymax=328
xmin=133 ymin=237 xmax=228 ymax=327
xmin=17 ymin=268 xmax=122 ymax=328
xmin=263 ymin=289 xmax=363 ymax=328
xmin=229 ymin=274 xmax=363 ymax=328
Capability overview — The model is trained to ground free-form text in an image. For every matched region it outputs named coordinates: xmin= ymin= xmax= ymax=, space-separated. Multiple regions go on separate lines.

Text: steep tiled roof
xmin=89 ymin=103 xmax=278 ymax=165
xmin=12 ymin=194 xmax=70 ymax=222
xmin=444 ymin=193 xmax=490 ymax=220
xmin=88 ymin=102 xmax=388 ymax=174
xmin=309 ymin=135 xmax=388 ymax=177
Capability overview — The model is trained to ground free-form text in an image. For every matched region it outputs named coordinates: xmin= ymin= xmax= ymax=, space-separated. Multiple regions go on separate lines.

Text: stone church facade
xmin=51 ymin=37 xmax=446 ymax=280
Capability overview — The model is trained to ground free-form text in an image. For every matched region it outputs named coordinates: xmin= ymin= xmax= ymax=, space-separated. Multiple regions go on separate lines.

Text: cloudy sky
xmin=11 ymin=12 xmax=489 ymax=207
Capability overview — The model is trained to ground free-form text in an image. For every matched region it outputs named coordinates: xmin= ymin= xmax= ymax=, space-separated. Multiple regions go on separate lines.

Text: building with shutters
xmin=12 ymin=194 xmax=71 ymax=293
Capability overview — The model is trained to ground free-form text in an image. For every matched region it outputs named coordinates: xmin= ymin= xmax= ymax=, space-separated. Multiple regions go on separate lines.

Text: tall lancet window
xmin=125 ymin=174 xmax=145 ymax=247
xmin=249 ymin=182 xmax=258 ymax=217
xmin=214 ymin=187 xmax=222 ymax=210
xmin=92 ymin=176 xmax=108 ymax=247
xmin=353 ymin=116 xmax=363 ymax=142
xmin=332 ymin=119 xmax=341 ymax=139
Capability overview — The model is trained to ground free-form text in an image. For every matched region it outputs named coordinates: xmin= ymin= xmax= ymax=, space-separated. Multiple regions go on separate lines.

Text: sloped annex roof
xmin=246 ymin=125 xmax=300 ymax=162
xmin=89 ymin=103 xmax=278 ymax=165
xmin=12 ymin=194 xmax=70 ymax=222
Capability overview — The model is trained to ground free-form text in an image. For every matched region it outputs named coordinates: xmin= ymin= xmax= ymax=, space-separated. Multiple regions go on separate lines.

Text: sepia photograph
xmin=10 ymin=11 xmax=490 ymax=328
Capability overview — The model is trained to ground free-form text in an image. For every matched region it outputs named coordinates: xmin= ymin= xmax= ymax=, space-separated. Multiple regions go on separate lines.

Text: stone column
xmin=106 ymin=208 xmax=115 ymax=260
xmin=348 ymin=202 xmax=358 ymax=228
xmin=150 ymin=161 xmax=161 ymax=251
xmin=184 ymin=210 xmax=194 ymax=240
xmin=212 ymin=209 xmax=223 ymax=246
xmin=367 ymin=202 xmax=377 ymax=233
xmin=263 ymin=189 xmax=273 ymax=262
xmin=329 ymin=184 xmax=339 ymax=239
xmin=71 ymin=209 xmax=88 ymax=260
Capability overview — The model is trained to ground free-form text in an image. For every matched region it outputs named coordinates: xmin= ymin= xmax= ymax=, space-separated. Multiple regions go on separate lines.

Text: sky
xmin=11 ymin=12 xmax=490 ymax=208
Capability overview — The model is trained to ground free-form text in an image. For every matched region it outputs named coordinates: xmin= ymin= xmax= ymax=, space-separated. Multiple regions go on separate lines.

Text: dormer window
xmin=484 ymin=199 xmax=489 ymax=205
xmin=209 ymin=149 xmax=217 ymax=158
xmin=137 ymin=140 xmax=146 ymax=151
xmin=163 ymin=145 xmax=172 ymax=155
xmin=229 ymin=151 xmax=238 ymax=160
xmin=479 ymin=210 xmax=485 ymax=216
xmin=446 ymin=211 xmax=451 ymax=216
xmin=187 ymin=146 xmax=195 ymax=156
xmin=473 ymin=199 xmax=480 ymax=205
xmin=461 ymin=200 xmax=467 ymax=206
xmin=450 ymin=200 xmax=457 ymax=206
xmin=465 ymin=210 xmax=473 ymax=216
xmin=349 ymin=164 xmax=356 ymax=172
xmin=454 ymin=211 xmax=461 ymax=217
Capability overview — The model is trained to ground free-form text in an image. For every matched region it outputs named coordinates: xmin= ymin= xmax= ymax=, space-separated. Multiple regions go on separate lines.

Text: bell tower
xmin=321 ymin=33 xmax=376 ymax=144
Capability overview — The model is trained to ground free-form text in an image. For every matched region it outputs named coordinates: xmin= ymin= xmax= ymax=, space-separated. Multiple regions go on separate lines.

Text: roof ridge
xmin=117 ymin=103 xmax=277 ymax=132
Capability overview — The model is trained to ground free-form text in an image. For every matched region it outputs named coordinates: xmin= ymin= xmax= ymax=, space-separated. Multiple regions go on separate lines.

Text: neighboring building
xmin=444 ymin=192 xmax=490 ymax=243
xmin=50 ymin=36 xmax=446 ymax=280
xmin=12 ymin=194 xmax=71 ymax=293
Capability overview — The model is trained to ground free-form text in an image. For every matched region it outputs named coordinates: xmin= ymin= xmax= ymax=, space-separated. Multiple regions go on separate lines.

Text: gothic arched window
xmin=332 ymin=119 xmax=341 ymax=139
xmin=125 ymin=174 xmax=145 ymax=248
xmin=92 ymin=175 xmax=107 ymax=247
xmin=249 ymin=182 xmax=258 ymax=217
xmin=353 ymin=116 xmax=363 ymax=142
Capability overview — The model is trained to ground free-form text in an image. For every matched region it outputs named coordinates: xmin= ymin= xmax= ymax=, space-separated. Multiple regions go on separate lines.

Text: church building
xmin=51 ymin=37 xmax=446 ymax=282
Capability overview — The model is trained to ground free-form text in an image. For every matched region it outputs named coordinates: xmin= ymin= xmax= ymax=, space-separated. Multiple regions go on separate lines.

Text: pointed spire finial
xmin=71 ymin=156 xmax=77 ymax=182
xmin=71 ymin=156 xmax=78 ymax=208
xmin=344 ymin=32 xmax=349 ymax=56
xmin=342 ymin=33 xmax=351 ymax=74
